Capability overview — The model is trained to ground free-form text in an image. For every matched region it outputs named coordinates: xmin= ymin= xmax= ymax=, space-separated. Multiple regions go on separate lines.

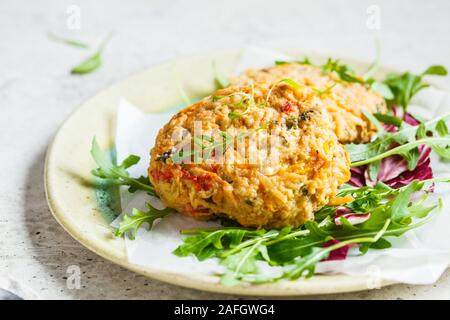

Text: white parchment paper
xmin=113 ymin=47 xmax=450 ymax=284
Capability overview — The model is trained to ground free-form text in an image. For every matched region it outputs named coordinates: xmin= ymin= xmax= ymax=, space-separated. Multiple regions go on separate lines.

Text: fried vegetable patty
xmin=232 ymin=63 xmax=387 ymax=143
xmin=149 ymin=83 xmax=350 ymax=228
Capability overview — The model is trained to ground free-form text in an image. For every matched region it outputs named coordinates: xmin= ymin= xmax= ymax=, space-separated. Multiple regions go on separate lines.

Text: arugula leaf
xmin=373 ymin=112 xmax=403 ymax=127
xmin=220 ymin=239 xmax=266 ymax=286
xmin=267 ymin=236 xmax=322 ymax=264
xmin=387 ymin=180 xmax=419 ymax=222
xmin=90 ymin=137 xmax=156 ymax=195
xmin=48 ymin=32 xmax=89 ymax=49
xmin=174 ymin=178 xmax=447 ymax=285
xmin=71 ymin=33 xmax=112 ymax=74
xmin=423 ymin=65 xmax=448 ymax=76
xmin=436 ymin=119 xmax=449 ymax=136
xmin=383 ymin=65 xmax=447 ymax=110
xmin=115 ymin=203 xmax=172 ymax=239
xmin=348 ymin=112 xmax=450 ymax=168
xmin=286 ymin=219 xmax=390 ymax=279
xmin=175 ymin=229 xmax=250 ymax=260
xmin=351 ymin=136 xmax=450 ymax=168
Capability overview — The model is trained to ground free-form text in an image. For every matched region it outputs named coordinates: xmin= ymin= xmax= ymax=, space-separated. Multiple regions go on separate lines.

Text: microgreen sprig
xmin=48 ymin=32 xmax=89 ymax=49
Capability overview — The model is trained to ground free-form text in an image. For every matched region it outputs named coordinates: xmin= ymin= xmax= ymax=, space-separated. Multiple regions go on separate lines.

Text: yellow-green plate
xmin=45 ymin=49 xmax=397 ymax=296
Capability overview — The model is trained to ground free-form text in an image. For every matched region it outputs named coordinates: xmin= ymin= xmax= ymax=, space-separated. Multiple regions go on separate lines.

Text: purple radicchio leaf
xmin=321 ymin=239 xmax=358 ymax=261
xmin=334 ymin=207 xmax=371 ymax=225
xmin=349 ymin=109 xmax=434 ymax=189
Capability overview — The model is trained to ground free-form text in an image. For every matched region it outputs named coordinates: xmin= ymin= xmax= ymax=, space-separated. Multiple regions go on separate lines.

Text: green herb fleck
xmin=71 ymin=33 xmax=113 ymax=75
xmin=48 ymin=32 xmax=89 ymax=49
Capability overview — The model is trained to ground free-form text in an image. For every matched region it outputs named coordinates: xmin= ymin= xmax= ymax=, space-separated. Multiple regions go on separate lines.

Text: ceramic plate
xmin=45 ymin=49 xmax=398 ymax=296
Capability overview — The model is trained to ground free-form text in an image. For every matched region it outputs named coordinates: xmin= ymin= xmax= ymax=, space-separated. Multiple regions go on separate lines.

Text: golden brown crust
xmin=149 ymin=83 xmax=350 ymax=228
xmin=232 ymin=63 xmax=387 ymax=143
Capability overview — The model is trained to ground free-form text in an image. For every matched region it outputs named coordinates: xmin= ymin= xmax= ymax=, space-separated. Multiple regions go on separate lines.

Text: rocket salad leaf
xmin=114 ymin=204 xmax=173 ymax=239
xmin=90 ymin=137 xmax=156 ymax=195
xmin=383 ymin=65 xmax=447 ymax=111
xmin=174 ymin=179 xmax=446 ymax=285
xmin=347 ymin=112 xmax=450 ymax=177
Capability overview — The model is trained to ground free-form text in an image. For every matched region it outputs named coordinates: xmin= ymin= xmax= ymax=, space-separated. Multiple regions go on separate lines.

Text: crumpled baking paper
xmin=112 ymin=47 xmax=450 ymax=285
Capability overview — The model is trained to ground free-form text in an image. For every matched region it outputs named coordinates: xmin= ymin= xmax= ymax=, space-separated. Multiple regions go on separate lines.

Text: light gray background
xmin=1 ymin=0 xmax=449 ymax=299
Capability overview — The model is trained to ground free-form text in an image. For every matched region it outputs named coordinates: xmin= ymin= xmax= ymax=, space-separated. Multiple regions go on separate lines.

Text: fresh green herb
xmin=212 ymin=95 xmax=224 ymax=102
xmin=383 ymin=65 xmax=448 ymax=110
xmin=313 ymin=83 xmax=336 ymax=96
xmin=347 ymin=112 xmax=450 ymax=176
xmin=212 ymin=88 xmax=257 ymax=120
xmin=90 ymin=137 xmax=156 ymax=195
xmin=373 ymin=112 xmax=403 ymax=127
xmin=436 ymin=119 xmax=449 ymax=136
xmin=321 ymin=58 xmax=364 ymax=84
xmin=220 ymin=231 xmax=279 ymax=285
xmin=115 ymin=203 xmax=173 ymax=239
xmin=286 ymin=116 xmax=298 ymax=130
xmin=227 ymin=87 xmax=256 ymax=120
xmin=228 ymin=111 xmax=243 ymax=120
xmin=279 ymin=78 xmax=303 ymax=90
xmin=284 ymin=111 xmax=315 ymax=130
xmin=48 ymin=32 xmax=89 ymax=49
xmin=285 ymin=219 xmax=391 ymax=279
xmin=275 ymin=57 xmax=312 ymax=66
xmin=265 ymin=78 xmax=303 ymax=104
xmin=320 ymin=54 xmax=394 ymax=99
xmin=156 ymin=148 xmax=175 ymax=163
xmin=71 ymin=33 xmax=112 ymax=74
xmin=170 ymin=125 xmax=267 ymax=164
xmin=174 ymin=228 xmax=262 ymax=260
xmin=299 ymin=110 xmax=314 ymax=122
xmin=174 ymin=179 xmax=446 ymax=285
xmin=276 ymin=55 xmax=394 ymax=100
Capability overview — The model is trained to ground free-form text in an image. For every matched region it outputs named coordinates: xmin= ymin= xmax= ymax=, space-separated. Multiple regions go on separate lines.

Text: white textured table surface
xmin=1 ymin=0 xmax=450 ymax=299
